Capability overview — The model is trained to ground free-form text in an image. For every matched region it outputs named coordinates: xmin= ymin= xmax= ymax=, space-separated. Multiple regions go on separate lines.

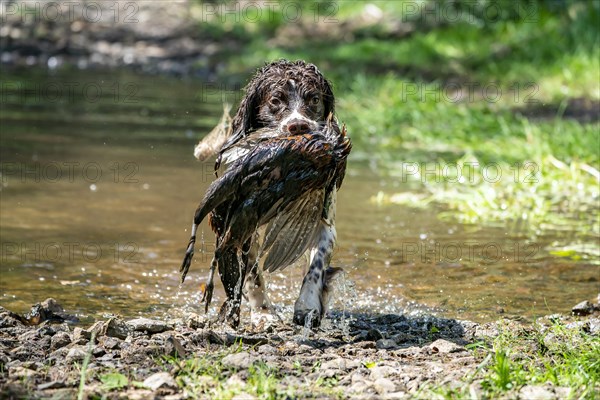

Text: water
xmin=1 ymin=68 xmax=597 ymax=324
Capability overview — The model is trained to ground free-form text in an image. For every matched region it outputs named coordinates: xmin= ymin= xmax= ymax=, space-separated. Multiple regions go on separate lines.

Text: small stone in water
xmin=572 ymin=300 xmax=594 ymax=316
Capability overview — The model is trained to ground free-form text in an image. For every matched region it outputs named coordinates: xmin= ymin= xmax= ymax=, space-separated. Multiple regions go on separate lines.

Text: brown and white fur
xmin=189 ymin=59 xmax=349 ymax=327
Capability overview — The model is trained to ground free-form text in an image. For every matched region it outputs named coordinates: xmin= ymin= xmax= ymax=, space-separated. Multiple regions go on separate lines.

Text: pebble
xmin=366 ymin=328 xmax=384 ymax=341
xmin=222 ymin=352 xmax=255 ymax=369
xmin=143 ymin=372 xmax=177 ymax=391
xmin=429 ymin=339 xmax=465 ymax=354
xmin=164 ymin=335 xmax=186 ymax=357
xmin=370 ymin=365 xmax=396 ymax=380
xmin=72 ymin=327 xmax=92 ymax=344
xmin=518 ymin=384 xmax=555 ymax=400
xmin=374 ymin=377 xmax=396 ymax=394
xmin=572 ymin=300 xmax=594 ymax=316
xmin=376 ymin=338 xmax=397 ymax=349
xmin=8 ymin=366 xmax=36 ymax=378
xmin=126 ymin=318 xmax=172 ymax=333
xmin=104 ymin=318 xmax=130 ymax=339
xmin=66 ymin=346 xmax=88 ymax=363
xmin=349 ymin=381 xmax=370 ymax=393
xmin=320 ymin=357 xmax=346 ymax=370
xmin=37 ymin=381 xmax=65 ymax=390
xmin=50 ymin=331 xmax=71 ymax=350
xmin=100 ymin=336 xmax=121 ymax=350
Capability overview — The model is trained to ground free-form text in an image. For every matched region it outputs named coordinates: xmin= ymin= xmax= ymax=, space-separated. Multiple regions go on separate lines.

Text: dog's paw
xmin=292 ymin=309 xmax=321 ymax=328
xmin=293 ymin=305 xmax=322 ymax=328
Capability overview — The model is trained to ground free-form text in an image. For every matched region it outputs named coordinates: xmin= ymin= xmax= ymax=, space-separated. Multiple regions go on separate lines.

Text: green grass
xmin=189 ymin=0 xmax=599 ymax=231
xmin=159 ymin=342 xmax=342 ymax=399
xmin=420 ymin=319 xmax=600 ymax=399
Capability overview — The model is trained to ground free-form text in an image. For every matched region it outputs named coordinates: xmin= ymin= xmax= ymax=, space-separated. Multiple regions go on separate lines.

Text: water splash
xmin=329 ymin=268 xmax=357 ymax=339
xmin=301 ymin=310 xmax=317 ymax=339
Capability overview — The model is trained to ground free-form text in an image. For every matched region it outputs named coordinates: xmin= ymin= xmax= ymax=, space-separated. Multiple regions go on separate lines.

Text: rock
xmin=345 ymin=359 xmax=362 ymax=370
xmin=72 ymin=327 xmax=92 ymax=344
xmin=222 ymin=352 xmax=254 ymax=369
xmin=374 ymin=377 xmax=396 ymax=394
xmin=320 ymin=357 xmax=346 ymax=370
xmin=225 ymin=374 xmax=246 ymax=387
xmin=24 ymin=298 xmax=79 ymax=325
xmin=572 ymin=301 xmax=594 ymax=316
xmin=127 ymin=318 xmax=172 ymax=334
xmin=142 ymin=372 xmax=177 ymax=391
xmin=164 ymin=335 xmax=186 ymax=358
xmin=519 ymin=384 xmax=555 ymax=400
xmin=37 ymin=381 xmax=65 ymax=390
xmin=8 ymin=366 xmax=36 ymax=378
xmin=554 ymin=387 xmax=571 ymax=398
xmin=366 ymin=329 xmax=384 ymax=341
xmin=103 ymin=318 xmax=130 ymax=339
xmin=376 ymin=339 xmax=397 ymax=349
xmin=258 ymin=344 xmax=277 ymax=355
xmin=469 ymin=382 xmax=484 ymax=399
xmin=349 ymin=381 xmax=370 ymax=393
xmin=589 ymin=318 xmax=600 ymax=335
xmin=184 ymin=313 xmax=206 ymax=329
xmin=0 ymin=307 xmax=24 ymax=327
xmin=92 ymin=346 xmax=106 ymax=357
xmin=50 ymin=331 xmax=71 ymax=350
xmin=48 ymin=347 xmax=70 ymax=364
xmin=40 ymin=298 xmax=64 ymax=314
xmin=66 ymin=346 xmax=88 ymax=363
xmin=88 ymin=320 xmax=106 ymax=336
xmin=429 ymin=339 xmax=465 ymax=354
xmin=384 ymin=392 xmax=407 ymax=399
xmin=543 ymin=332 xmax=559 ymax=349
xmin=232 ymin=393 xmax=256 ymax=400
xmin=369 ymin=365 xmax=396 ymax=380
xmin=475 ymin=324 xmax=500 ymax=338
xmin=100 ymin=336 xmax=121 ymax=350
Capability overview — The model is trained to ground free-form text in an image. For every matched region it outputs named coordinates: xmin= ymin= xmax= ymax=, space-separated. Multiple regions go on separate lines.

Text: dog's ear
xmin=218 ymin=71 xmax=264 ymax=162
xmin=230 ymin=82 xmax=261 ymax=140
xmin=322 ymin=77 xmax=335 ymax=118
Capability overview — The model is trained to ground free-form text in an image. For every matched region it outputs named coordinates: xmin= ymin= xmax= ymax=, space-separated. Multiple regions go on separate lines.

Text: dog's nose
xmin=286 ymin=119 xmax=310 ymax=135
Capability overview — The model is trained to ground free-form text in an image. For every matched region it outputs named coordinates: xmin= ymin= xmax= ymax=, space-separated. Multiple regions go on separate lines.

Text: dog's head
xmin=222 ymin=60 xmax=335 ymax=153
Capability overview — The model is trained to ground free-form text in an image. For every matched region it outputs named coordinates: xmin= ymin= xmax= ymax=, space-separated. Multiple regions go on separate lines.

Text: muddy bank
xmin=0 ymin=0 xmax=418 ymax=78
xmin=1 ymin=299 xmax=598 ymax=399
xmin=0 ymin=1 xmax=230 ymax=77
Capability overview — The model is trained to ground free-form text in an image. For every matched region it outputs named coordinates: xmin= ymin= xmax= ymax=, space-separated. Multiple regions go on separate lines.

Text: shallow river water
xmin=1 ymin=68 xmax=598 ymax=324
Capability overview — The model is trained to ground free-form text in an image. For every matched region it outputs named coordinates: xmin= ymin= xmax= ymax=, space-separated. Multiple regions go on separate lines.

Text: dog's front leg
xmin=293 ymin=189 xmax=338 ymax=327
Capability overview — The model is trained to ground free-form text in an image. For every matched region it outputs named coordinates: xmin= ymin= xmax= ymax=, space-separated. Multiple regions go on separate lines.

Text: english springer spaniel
xmin=180 ymin=60 xmax=351 ymax=328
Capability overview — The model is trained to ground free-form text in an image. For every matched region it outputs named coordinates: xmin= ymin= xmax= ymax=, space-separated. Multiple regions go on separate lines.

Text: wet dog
xmin=180 ymin=60 xmax=351 ymax=327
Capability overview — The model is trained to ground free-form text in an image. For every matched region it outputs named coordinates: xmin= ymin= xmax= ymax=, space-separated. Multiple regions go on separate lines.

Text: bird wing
xmin=260 ymin=190 xmax=324 ymax=273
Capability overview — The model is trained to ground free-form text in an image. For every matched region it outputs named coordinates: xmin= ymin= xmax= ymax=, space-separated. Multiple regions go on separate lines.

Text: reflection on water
xmin=1 ymin=68 xmax=598 ymax=324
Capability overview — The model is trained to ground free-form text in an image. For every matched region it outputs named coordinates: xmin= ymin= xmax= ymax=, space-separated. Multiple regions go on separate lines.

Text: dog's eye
xmin=309 ymin=95 xmax=321 ymax=106
xmin=269 ymin=97 xmax=282 ymax=108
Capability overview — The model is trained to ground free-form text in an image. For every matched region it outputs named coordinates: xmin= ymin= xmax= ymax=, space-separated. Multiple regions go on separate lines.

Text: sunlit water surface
xmin=1 ymin=68 xmax=598 ymax=325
